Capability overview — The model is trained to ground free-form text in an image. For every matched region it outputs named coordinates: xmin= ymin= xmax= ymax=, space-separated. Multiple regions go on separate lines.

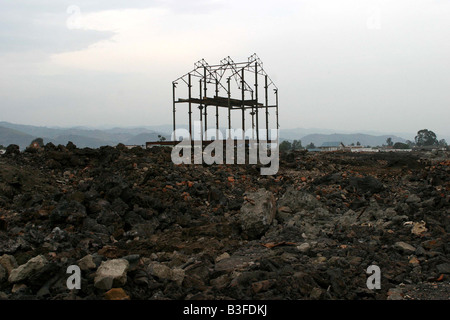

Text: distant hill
xmin=47 ymin=135 xmax=116 ymax=149
xmin=6 ymin=121 xmax=442 ymax=150
xmin=0 ymin=121 xmax=168 ymax=149
xmin=299 ymin=133 xmax=407 ymax=147
xmin=279 ymin=127 xmax=347 ymax=140
xmin=0 ymin=126 xmax=36 ymax=149
xmin=125 ymin=132 xmax=166 ymax=145
xmin=0 ymin=121 xmax=59 ymax=139
xmin=0 ymin=121 xmax=135 ymax=142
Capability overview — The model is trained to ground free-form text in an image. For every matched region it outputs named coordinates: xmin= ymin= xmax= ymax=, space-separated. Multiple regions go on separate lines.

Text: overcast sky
xmin=1 ymin=0 xmax=449 ymax=138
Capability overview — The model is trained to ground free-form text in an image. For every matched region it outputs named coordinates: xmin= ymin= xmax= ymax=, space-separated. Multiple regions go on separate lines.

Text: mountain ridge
xmin=1 ymin=121 xmax=447 ymax=149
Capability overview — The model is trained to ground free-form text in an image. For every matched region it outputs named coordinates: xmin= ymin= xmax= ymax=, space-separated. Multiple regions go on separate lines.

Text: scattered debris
xmin=0 ymin=144 xmax=448 ymax=300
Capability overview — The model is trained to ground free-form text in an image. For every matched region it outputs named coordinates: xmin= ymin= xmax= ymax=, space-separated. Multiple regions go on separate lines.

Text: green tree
xmin=386 ymin=137 xmax=393 ymax=147
xmin=306 ymin=142 xmax=316 ymax=149
xmin=356 ymin=141 xmax=361 ymax=146
xmin=279 ymin=140 xmax=292 ymax=152
xmin=158 ymin=135 xmax=166 ymax=142
xmin=405 ymin=140 xmax=415 ymax=147
xmin=393 ymin=142 xmax=409 ymax=149
xmin=438 ymin=139 xmax=448 ymax=147
xmin=292 ymin=140 xmax=303 ymax=150
xmin=415 ymin=129 xmax=438 ymax=146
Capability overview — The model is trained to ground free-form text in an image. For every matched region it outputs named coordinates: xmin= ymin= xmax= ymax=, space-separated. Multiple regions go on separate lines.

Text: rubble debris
xmin=0 ymin=144 xmax=448 ymax=300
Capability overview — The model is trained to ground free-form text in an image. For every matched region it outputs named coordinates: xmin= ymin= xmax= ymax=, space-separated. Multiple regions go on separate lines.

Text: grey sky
xmin=1 ymin=0 xmax=449 ymax=139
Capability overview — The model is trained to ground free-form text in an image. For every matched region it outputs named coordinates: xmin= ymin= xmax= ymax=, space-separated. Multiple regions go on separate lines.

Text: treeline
xmin=278 ymin=129 xmax=448 ymax=152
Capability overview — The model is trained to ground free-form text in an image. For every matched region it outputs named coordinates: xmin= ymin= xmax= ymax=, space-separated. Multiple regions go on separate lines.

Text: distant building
xmin=351 ymin=147 xmax=379 ymax=153
xmin=319 ymin=142 xmax=345 ymax=152
xmin=381 ymin=148 xmax=412 ymax=152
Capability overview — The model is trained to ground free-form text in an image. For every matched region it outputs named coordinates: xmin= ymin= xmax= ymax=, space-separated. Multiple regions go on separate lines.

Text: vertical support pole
xmin=275 ymin=89 xmax=279 ymax=131
xmin=255 ymin=62 xmax=259 ymax=144
xmin=265 ymin=75 xmax=269 ymax=142
xmin=204 ymin=67 xmax=207 ymax=140
xmin=188 ymin=74 xmax=192 ymax=140
xmin=241 ymin=68 xmax=245 ymax=141
xmin=251 ymin=92 xmax=255 ymax=140
xmin=199 ymin=79 xmax=203 ymax=144
xmin=215 ymin=79 xmax=219 ymax=140
xmin=227 ymin=77 xmax=231 ymax=140
xmin=172 ymin=82 xmax=176 ymax=141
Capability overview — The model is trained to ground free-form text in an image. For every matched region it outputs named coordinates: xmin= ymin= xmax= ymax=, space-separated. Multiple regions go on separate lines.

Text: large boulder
xmin=94 ymin=259 xmax=129 ymax=290
xmin=348 ymin=176 xmax=384 ymax=194
xmin=147 ymin=262 xmax=185 ymax=285
xmin=0 ymin=254 xmax=18 ymax=276
xmin=277 ymin=186 xmax=323 ymax=212
xmin=8 ymin=255 xmax=48 ymax=283
xmin=239 ymin=188 xmax=276 ymax=240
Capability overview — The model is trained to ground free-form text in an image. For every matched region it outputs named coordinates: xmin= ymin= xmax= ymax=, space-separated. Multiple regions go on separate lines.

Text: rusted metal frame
xmin=173 ymin=102 xmax=271 ymax=109
xmin=214 ymin=64 xmax=233 ymax=90
xmin=209 ymin=61 xmax=250 ymax=68
xmin=229 ymin=105 xmax=275 ymax=110
xmin=176 ymin=98 xmax=261 ymax=108
xmin=174 ymin=76 xmax=189 ymax=86
xmin=227 ymin=59 xmax=253 ymax=76
xmin=223 ymin=58 xmax=253 ymax=92
xmin=171 ymin=55 xmax=277 ymax=147
xmin=173 ymin=69 xmax=202 ymax=83
xmin=194 ymin=58 xmax=209 ymax=69
xmin=214 ymin=57 xmax=249 ymax=67
xmin=228 ymin=64 xmax=254 ymax=92
xmin=212 ymin=69 xmax=229 ymax=93
xmin=195 ymin=59 xmax=228 ymax=92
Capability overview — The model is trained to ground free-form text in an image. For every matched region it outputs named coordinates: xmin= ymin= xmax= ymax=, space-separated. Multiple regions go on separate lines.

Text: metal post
xmin=255 ymin=62 xmax=259 ymax=144
xmin=215 ymin=79 xmax=219 ymax=140
xmin=199 ymin=79 xmax=203 ymax=143
xmin=251 ymin=91 xmax=255 ymax=140
xmin=172 ymin=82 xmax=176 ymax=141
xmin=227 ymin=77 xmax=231 ymax=140
xmin=265 ymin=75 xmax=269 ymax=142
xmin=275 ymin=89 xmax=279 ymax=130
xmin=241 ymin=68 xmax=245 ymax=141
xmin=204 ymin=67 xmax=207 ymax=139
xmin=188 ymin=74 xmax=192 ymax=139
